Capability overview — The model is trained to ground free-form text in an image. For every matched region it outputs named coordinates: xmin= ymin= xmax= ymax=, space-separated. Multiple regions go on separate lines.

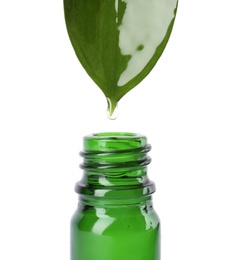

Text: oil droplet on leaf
xmin=107 ymin=98 xmax=119 ymax=120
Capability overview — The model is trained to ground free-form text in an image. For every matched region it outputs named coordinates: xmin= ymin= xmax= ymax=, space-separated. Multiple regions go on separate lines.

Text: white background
xmin=0 ymin=0 xmax=231 ymax=259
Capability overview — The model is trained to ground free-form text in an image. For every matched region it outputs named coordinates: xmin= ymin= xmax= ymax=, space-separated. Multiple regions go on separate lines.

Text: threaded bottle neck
xmin=76 ymin=132 xmax=155 ymax=205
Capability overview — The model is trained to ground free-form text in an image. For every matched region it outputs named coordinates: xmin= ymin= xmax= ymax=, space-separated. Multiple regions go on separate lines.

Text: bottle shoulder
xmin=71 ymin=203 xmax=160 ymax=235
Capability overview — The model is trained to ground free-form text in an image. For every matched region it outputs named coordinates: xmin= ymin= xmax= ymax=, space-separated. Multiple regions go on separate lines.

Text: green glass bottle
xmin=71 ymin=132 xmax=160 ymax=260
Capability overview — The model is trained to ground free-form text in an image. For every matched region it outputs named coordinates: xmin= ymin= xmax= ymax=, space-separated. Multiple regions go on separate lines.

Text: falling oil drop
xmin=107 ymin=98 xmax=119 ymax=120
xmin=108 ymin=105 xmax=119 ymax=120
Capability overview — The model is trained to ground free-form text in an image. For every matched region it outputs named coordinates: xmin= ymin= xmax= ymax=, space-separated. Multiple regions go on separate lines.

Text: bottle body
xmin=71 ymin=200 xmax=160 ymax=260
xmin=71 ymin=132 xmax=160 ymax=260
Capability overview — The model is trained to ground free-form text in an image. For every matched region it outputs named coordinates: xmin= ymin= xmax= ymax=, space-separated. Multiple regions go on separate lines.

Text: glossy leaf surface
xmin=64 ymin=0 xmax=178 ymax=115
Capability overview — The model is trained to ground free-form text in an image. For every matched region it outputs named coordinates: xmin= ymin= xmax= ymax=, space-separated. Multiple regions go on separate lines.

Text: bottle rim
xmin=83 ymin=132 xmax=147 ymax=152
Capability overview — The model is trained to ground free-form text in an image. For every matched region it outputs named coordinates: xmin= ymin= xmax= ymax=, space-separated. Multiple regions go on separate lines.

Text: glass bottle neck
xmin=76 ymin=132 xmax=156 ymax=205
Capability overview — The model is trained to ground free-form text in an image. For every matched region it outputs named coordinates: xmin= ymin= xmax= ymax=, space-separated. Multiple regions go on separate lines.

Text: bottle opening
xmin=84 ymin=132 xmax=147 ymax=152
xmin=93 ymin=132 xmax=137 ymax=137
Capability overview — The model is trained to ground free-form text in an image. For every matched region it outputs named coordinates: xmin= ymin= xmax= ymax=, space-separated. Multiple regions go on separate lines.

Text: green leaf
xmin=64 ymin=0 xmax=178 ymax=116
